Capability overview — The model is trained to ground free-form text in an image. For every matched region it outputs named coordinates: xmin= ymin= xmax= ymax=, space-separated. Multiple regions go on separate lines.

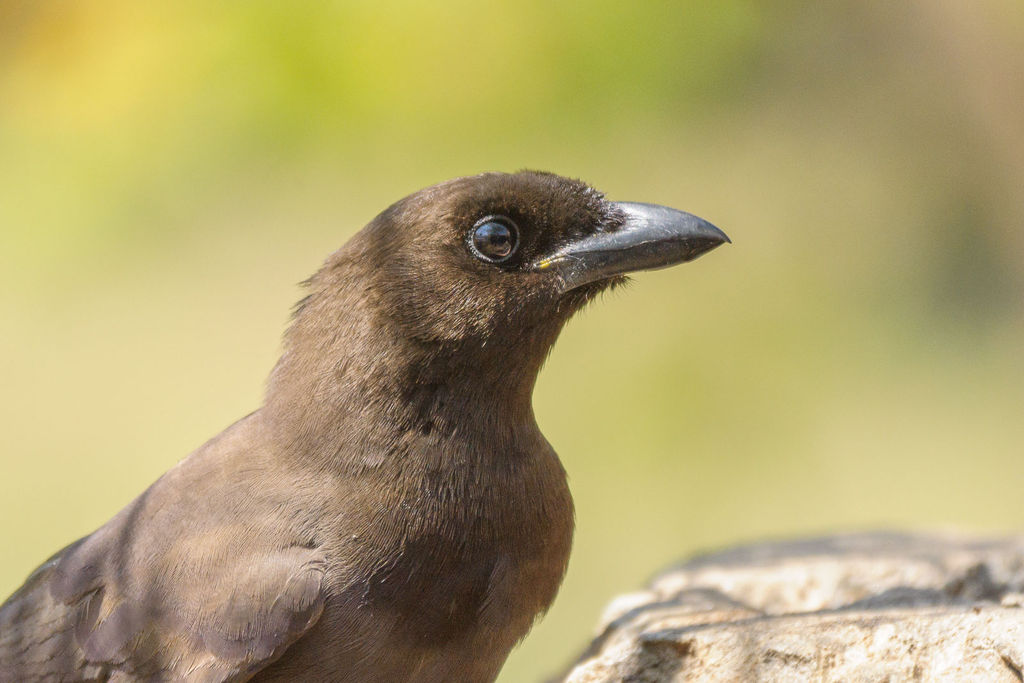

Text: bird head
xmin=269 ymin=171 xmax=728 ymax=423
xmin=342 ymin=171 xmax=725 ymax=350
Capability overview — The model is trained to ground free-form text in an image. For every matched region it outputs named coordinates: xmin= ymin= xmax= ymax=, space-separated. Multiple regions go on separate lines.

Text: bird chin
xmin=560 ymin=274 xmax=629 ymax=312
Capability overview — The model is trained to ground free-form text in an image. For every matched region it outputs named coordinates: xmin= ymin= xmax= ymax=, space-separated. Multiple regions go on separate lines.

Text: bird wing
xmin=0 ymin=489 xmax=326 ymax=682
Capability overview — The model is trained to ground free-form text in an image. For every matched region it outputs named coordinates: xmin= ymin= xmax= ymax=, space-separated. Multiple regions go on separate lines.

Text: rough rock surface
xmin=563 ymin=533 xmax=1024 ymax=682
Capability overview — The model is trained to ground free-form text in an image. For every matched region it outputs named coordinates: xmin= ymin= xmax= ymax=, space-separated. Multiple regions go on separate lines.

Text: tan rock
xmin=564 ymin=533 xmax=1024 ymax=682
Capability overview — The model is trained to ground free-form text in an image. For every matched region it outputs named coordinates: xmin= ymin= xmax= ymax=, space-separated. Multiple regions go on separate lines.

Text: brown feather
xmin=1 ymin=172 xmax=654 ymax=682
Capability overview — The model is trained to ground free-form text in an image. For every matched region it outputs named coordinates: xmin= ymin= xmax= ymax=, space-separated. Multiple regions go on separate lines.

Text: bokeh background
xmin=2 ymin=1 xmax=1022 ymax=680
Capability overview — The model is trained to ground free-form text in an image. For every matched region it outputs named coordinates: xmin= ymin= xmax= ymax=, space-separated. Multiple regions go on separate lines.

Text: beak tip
xmin=702 ymin=221 xmax=730 ymax=246
xmin=690 ymin=222 xmax=731 ymax=258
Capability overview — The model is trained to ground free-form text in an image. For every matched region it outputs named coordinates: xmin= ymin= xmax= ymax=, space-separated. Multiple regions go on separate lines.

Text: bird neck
xmin=262 ymin=297 xmax=549 ymax=471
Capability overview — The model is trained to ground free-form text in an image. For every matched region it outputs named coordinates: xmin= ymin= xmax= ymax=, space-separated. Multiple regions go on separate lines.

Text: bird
xmin=0 ymin=171 xmax=728 ymax=682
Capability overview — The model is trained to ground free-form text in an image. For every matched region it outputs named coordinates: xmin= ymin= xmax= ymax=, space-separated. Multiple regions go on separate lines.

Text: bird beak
xmin=532 ymin=202 xmax=730 ymax=292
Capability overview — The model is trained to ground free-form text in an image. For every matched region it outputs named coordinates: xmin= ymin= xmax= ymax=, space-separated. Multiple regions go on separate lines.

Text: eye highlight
xmin=469 ymin=217 xmax=519 ymax=263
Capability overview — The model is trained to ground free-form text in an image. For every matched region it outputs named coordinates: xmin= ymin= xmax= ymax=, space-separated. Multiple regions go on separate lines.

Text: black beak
xmin=533 ymin=202 xmax=730 ymax=292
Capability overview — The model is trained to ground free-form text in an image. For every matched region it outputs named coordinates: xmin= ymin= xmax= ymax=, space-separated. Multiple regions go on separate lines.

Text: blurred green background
xmin=1 ymin=1 xmax=1022 ymax=680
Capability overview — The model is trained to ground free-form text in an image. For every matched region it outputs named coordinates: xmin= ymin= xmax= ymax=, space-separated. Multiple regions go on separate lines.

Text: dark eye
xmin=469 ymin=217 xmax=518 ymax=263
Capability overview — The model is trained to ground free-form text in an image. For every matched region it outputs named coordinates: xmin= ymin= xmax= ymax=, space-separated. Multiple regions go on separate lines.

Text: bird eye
xmin=469 ymin=217 xmax=519 ymax=263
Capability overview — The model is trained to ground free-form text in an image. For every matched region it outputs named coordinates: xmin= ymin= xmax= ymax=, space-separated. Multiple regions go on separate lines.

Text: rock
xmin=563 ymin=532 xmax=1024 ymax=682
